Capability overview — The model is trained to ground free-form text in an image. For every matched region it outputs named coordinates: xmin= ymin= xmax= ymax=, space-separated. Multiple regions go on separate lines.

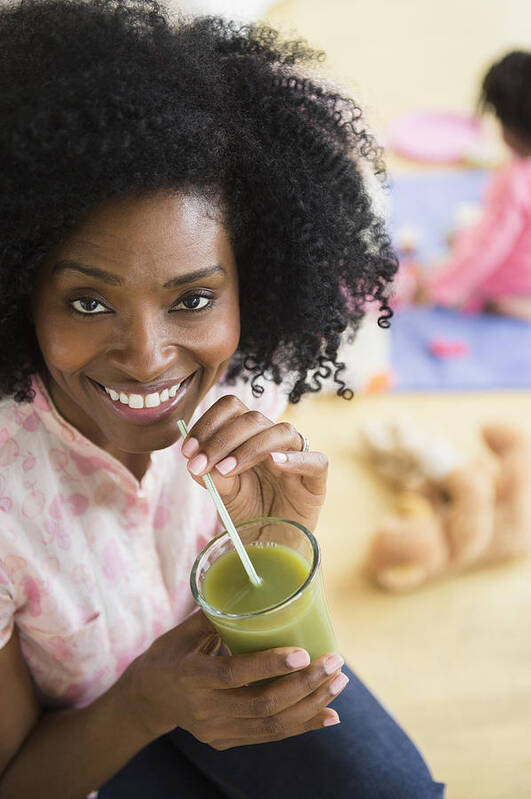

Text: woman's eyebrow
xmin=163 ymin=265 xmax=226 ymax=288
xmin=52 ymin=260 xmax=123 ymax=285
xmin=52 ymin=260 xmax=226 ymax=287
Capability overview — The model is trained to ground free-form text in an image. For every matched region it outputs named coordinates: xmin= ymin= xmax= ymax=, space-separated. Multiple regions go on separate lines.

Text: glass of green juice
xmin=190 ymin=517 xmax=337 ymax=661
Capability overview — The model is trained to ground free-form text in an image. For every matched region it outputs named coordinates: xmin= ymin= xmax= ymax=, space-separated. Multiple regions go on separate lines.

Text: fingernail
xmin=181 ymin=437 xmax=199 ymax=457
xmin=286 ymin=650 xmax=310 ymax=669
xmin=188 ymin=453 xmax=208 ymax=475
xmin=270 ymin=452 xmax=287 ymax=464
xmin=323 ymin=713 xmax=341 ymax=727
xmin=324 ymin=654 xmax=344 ymax=675
xmin=329 ymin=673 xmax=349 ymax=695
xmin=216 ymin=456 xmax=237 ymax=475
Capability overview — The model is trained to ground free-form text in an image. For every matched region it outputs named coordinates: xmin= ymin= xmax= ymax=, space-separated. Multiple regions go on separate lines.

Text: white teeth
xmin=104 ymin=380 xmax=185 ymax=409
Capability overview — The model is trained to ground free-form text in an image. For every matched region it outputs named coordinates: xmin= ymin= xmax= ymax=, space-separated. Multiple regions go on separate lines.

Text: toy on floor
xmin=428 ymin=336 xmax=470 ymax=358
xmin=387 ymin=111 xmax=484 ymax=165
xmin=444 ymin=201 xmax=483 ymax=248
xmin=360 ymin=420 xmax=531 ymax=591
xmin=395 ymin=225 xmax=422 ymax=255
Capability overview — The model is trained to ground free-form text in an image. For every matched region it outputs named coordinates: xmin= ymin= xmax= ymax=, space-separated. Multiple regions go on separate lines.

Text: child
xmin=0 ymin=2 xmax=443 ymax=797
xmin=423 ymin=51 xmax=531 ymax=317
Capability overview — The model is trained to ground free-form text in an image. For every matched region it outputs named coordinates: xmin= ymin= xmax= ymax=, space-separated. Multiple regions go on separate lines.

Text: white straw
xmin=178 ymin=419 xmax=262 ymax=587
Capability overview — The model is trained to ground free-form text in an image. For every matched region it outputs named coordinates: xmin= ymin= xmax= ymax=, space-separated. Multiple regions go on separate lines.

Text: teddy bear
xmin=360 ymin=420 xmax=531 ymax=591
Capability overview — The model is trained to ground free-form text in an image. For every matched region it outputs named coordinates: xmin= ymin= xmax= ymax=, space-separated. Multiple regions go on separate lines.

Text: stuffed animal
xmin=361 ymin=420 xmax=531 ymax=591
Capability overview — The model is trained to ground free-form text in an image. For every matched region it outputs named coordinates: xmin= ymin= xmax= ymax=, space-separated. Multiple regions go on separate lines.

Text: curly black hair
xmin=0 ymin=0 xmax=397 ymax=404
xmin=480 ymin=50 xmax=531 ymax=143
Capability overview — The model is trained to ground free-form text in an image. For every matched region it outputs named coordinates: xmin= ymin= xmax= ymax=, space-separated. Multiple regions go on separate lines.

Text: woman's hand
xmin=125 ymin=611 xmax=347 ymax=750
xmin=180 ymin=395 xmax=327 ymax=531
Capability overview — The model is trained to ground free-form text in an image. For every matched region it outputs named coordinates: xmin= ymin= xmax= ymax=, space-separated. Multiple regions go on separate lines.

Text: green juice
xmin=201 ymin=543 xmax=336 ymax=661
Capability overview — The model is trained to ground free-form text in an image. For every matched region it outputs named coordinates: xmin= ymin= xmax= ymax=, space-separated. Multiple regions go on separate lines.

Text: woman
xmin=0 ymin=1 xmax=444 ymax=796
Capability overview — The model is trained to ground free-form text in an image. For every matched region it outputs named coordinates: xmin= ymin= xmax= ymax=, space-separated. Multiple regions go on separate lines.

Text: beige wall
xmin=265 ymin=0 xmax=531 ymax=137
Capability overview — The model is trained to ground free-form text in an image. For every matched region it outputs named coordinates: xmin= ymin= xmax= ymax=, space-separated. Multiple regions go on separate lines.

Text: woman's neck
xmin=107 ymin=450 xmax=152 ymax=483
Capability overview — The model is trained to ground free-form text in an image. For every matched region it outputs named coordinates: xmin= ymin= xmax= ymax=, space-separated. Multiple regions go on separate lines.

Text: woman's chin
xmin=104 ymin=424 xmax=182 ymax=456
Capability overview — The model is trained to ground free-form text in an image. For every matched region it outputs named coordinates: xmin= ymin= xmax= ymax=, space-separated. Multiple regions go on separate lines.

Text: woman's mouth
xmin=89 ymin=373 xmax=196 ymax=425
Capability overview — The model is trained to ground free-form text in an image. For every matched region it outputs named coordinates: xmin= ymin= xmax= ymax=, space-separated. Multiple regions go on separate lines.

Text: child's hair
xmin=480 ymin=50 xmax=531 ymax=142
xmin=0 ymin=0 xmax=397 ymax=404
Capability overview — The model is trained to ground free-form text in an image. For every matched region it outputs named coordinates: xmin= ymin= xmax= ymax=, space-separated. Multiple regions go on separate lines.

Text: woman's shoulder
xmin=0 ymin=377 xmax=56 ymax=458
xmin=0 ymin=392 xmax=32 ymax=454
xmin=0 ymin=378 xmax=72 ymax=540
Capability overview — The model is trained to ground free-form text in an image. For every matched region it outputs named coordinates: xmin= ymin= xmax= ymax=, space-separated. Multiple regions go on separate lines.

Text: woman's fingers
xmin=185 ymin=646 xmax=314 ymax=690
xmin=209 ymin=421 xmax=302 ymax=477
xmin=212 ymin=703 xmax=342 ymax=750
xmin=234 ymin=672 xmax=347 ymax=737
xmin=181 ymin=394 xmax=305 ymax=479
xmin=181 ymin=394 xmax=249 ymax=460
xmin=209 ymin=652 xmax=345 ymax=718
xmin=268 ymin=450 xmax=328 ymax=498
xmin=182 ymin=395 xmax=272 ymax=474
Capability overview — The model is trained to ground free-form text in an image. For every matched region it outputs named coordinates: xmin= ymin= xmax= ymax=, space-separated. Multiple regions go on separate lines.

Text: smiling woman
xmin=0 ymin=2 xmax=443 ymax=799
xmin=0 ymin=3 xmax=397 ymax=408
xmin=31 ymin=191 xmax=240 ymax=473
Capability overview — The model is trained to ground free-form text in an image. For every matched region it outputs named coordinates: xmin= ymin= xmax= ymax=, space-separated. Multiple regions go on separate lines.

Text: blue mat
xmin=390 ymin=306 xmax=531 ymax=391
xmin=388 ymin=170 xmax=531 ymax=391
xmin=389 ymin=169 xmax=490 ymax=261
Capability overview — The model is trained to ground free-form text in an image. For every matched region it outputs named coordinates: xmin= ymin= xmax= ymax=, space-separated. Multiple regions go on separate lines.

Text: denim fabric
xmin=99 ymin=665 xmax=445 ymax=799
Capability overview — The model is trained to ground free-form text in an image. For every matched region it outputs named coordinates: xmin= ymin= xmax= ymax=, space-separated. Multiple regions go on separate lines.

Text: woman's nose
xmin=108 ymin=312 xmax=181 ymax=381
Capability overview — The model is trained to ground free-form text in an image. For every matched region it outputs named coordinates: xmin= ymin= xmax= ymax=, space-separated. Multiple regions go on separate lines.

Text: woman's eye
xmin=173 ymin=294 xmax=211 ymax=312
xmin=70 ymin=298 xmax=108 ymax=315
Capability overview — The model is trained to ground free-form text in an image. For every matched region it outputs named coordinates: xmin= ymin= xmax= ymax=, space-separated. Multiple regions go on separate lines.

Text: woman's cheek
xmin=220 ymin=305 xmax=241 ymax=356
xmin=192 ymin=305 xmax=240 ymax=362
xmin=213 ymin=321 xmax=240 ymax=362
xmin=37 ymin=316 xmax=103 ymax=374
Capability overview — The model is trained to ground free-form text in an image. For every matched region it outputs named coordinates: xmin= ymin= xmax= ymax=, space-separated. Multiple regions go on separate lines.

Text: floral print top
xmin=0 ymin=374 xmax=285 ymax=709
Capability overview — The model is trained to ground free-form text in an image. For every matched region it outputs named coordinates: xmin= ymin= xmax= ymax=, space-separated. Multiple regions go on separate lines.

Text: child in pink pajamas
xmin=424 ymin=51 xmax=531 ymax=318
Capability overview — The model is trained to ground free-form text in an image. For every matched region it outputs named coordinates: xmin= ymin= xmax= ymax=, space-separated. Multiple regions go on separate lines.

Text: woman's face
xmin=32 ymin=190 xmax=240 ymax=457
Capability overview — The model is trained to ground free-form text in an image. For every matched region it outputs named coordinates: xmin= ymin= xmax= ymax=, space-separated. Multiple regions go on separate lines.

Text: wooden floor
xmin=285 ymin=392 xmax=531 ymax=798
xmin=265 ymin=1 xmax=531 ymax=795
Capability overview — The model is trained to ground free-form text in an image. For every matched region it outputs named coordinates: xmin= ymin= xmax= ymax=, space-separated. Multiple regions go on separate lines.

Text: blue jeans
xmin=99 ymin=665 xmax=445 ymax=798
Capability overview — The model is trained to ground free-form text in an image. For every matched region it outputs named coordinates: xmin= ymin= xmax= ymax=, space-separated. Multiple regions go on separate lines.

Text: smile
xmin=89 ymin=373 xmax=195 ymax=424
xmin=103 ymin=381 xmax=183 ymax=409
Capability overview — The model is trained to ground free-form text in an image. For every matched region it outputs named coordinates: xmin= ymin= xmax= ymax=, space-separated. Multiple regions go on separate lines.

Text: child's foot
xmin=488 ymin=296 xmax=531 ymax=321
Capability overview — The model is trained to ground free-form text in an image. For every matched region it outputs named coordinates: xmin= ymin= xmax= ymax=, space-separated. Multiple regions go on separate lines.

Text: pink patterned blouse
xmin=0 ymin=375 xmax=286 ymax=710
xmin=427 ymin=157 xmax=531 ymax=311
